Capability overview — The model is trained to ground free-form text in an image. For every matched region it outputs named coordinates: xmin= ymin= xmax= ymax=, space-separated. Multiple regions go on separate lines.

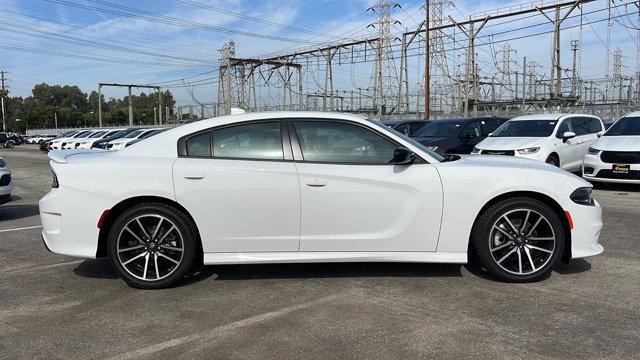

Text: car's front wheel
xmin=107 ymin=203 xmax=200 ymax=289
xmin=471 ymin=197 xmax=565 ymax=282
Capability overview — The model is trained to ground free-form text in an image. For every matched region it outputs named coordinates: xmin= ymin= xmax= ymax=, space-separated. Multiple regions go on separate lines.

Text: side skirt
xmin=202 ymin=252 xmax=467 ymax=265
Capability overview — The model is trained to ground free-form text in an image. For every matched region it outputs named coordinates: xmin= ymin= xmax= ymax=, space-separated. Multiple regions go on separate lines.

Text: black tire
xmin=545 ymin=154 xmax=559 ymax=167
xmin=107 ymin=203 xmax=200 ymax=289
xmin=470 ymin=197 xmax=565 ymax=282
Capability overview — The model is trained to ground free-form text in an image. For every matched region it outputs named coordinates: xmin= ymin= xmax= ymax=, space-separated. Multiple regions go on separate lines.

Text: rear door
xmin=173 ymin=121 xmax=301 ymax=253
xmin=291 ymin=119 xmax=443 ymax=252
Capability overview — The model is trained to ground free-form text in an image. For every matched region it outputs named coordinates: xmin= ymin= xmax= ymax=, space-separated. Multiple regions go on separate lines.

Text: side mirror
xmin=597 ymin=131 xmax=604 ymax=138
xmin=392 ymin=147 xmax=416 ymax=165
xmin=562 ymin=131 xmax=576 ymax=142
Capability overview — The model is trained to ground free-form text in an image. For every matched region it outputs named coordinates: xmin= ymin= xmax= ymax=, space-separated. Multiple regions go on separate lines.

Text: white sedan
xmin=583 ymin=112 xmax=640 ymax=184
xmin=473 ymin=114 xmax=604 ymax=171
xmin=105 ymin=128 xmax=162 ymax=151
xmin=39 ymin=112 xmax=604 ymax=289
xmin=0 ymin=156 xmax=12 ymax=205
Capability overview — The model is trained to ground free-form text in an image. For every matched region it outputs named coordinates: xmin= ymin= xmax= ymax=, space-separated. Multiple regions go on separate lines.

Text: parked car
xmin=40 ymin=111 xmax=603 ymax=289
xmin=0 ymin=156 xmax=12 ymax=205
xmin=381 ymin=119 xmax=429 ymax=137
xmin=29 ymin=134 xmax=57 ymax=144
xmin=583 ymin=112 xmax=640 ymax=183
xmin=92 ymin=128 xmax=140 ymax=149
xmin=62 ymin=130 xmax=106 ymax=150
xmin=40 ymin=141 xmax=50 ymax=152
xmin=411 ymin=117 xmax=508 ymax=154
xmin=1 ymin=133 xmax=17 ymax=148
xmin=75 ymin=129 xmax=125 ymax=149
xmin=473 ymin=114 xmax=605 ymax=171
xmin=49 ymin=130 xmax=87 ymax=150
xmin=106 ymin=128 xmax=163 ymax=151
xmin=123 ymin=128 xmax=170 ymax=148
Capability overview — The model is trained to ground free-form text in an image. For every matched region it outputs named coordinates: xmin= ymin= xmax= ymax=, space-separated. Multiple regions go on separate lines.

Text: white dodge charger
xmin=39 ymin=112 xmax=604 ymax=289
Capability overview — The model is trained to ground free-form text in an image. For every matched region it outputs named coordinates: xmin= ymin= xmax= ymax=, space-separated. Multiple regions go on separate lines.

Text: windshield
xmin=124 ymin=129 xmax=145 ymax=138
xmin=139 ymin=129 xmax=160 ymax=139
xmin=413 ymin=121 xmax=462 ymax=138
xmin=606 ymin=117 xmax=640 ymax=136
xmin=491 ymin=120 xmax=557 ymax=137
xmin=366 ymin=119 xmax=446 ymax=162
xmin=89 ymin=131 xmax=107 ymax=138
xmin=74 ymin=131 xmax=92 ymax=138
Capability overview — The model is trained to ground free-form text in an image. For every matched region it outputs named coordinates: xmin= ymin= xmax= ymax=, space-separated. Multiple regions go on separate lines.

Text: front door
xmin=173 ymin=121 xmax=301 ymax=253
xmin=291 ymin=120 xmax=443 ymax=252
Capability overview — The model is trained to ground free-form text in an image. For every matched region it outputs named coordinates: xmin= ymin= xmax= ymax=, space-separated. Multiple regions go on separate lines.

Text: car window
xmin=481 ymin=119 xmax=503 ymax=136
xmin=605 ymin=116 xmax=640 ymax=136
xmin=461 ymin=122 xmax=481 ymax=139
xmin=556 ymin=119 xmax=573 ymax=138
xmin=394 ymin=123 xmax=411 ymax=137
xmin=408 ymin=122 xmax=427 ymax=136
xmin=212 ymin=122 xmax=283 ymax=160
xmin=294 ymin=121 xmax=398 ymax=164
xmin=587 ymin=117 xmax=603 ymax=133
xmin=571 ymin=117 xmax=590 ymax=136
xmin=186 ymin=132 xmax=211 ymax=157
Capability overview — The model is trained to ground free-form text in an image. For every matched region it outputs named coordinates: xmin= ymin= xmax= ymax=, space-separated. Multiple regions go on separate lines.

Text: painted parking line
xmin=0 ymin=225 xmax=43 ymax=233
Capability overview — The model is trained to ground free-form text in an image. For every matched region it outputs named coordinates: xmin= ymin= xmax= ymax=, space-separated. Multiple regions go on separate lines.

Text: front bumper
xmin=39 ymin=186 xmax=116 ymax=258
xmin=582 ymin=153 xmax=640 ymax=184
xmin=0 ymin=169 xmax=12 ymax=204
xmin=567 ymin=199 xmax=604 ymax=259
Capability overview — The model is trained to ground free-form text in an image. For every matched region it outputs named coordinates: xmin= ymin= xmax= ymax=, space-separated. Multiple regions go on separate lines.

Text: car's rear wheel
xmin=471 ymin=197 xmax=565 ymax=282
xmin=107 ymin=203 xmax=199 ymax=289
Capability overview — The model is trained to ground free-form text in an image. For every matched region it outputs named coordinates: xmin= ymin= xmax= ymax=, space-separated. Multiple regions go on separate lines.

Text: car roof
xmin=428 ymin=116 xmax=508 ymax=124
xmin=509 ymin=113 xmax=600 ymax=121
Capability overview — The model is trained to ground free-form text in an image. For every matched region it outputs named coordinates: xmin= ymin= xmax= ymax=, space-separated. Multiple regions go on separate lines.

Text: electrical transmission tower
xmin=218 ymin=40 xmax=244 ymax=115
xmin=613 ymin=47 xmax=623 ymax=101
xmin=430 ymin=0 xmax=453 ymax=115
xmin=497 ymin=43 xmax=517 ymax=100
xmin=367 ymin=1 xmax=401 ymax=115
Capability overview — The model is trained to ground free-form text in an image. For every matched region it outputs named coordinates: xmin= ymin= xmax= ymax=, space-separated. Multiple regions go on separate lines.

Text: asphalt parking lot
xmin=1 ymin=146 xmax=639 ymax=359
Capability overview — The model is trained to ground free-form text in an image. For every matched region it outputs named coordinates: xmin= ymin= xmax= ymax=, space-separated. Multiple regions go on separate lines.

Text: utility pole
xmin=128 ymin=86 xmax=133 ymax=126
xmin=522 ymin=56 xmax=527 ymax=115
xmin=424 ymin=0 xmax=430 ymax=120
xmin=571 ymin=40 xmax=579 ymax=97
xmin=0 ymin=71 xmax=6 ymax=132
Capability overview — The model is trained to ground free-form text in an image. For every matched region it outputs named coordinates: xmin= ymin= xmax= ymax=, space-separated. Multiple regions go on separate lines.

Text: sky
xmin=0 ymin=0 xmax=638 ymax=107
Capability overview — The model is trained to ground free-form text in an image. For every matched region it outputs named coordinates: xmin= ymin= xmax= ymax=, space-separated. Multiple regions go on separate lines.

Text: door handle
xmin=184 ymin=172 xmax=205 ymax=180
xmin=305 ymin=178 xmax=327 ymax=187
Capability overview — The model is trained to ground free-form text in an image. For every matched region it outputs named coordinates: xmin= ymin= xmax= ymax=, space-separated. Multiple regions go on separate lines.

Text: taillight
xmin=52 ymin=171 xmax=59 ymax=188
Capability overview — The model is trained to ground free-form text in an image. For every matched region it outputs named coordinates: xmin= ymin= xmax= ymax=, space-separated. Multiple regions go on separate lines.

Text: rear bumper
xmin=39 ymin=186 xmax=116 ymax=258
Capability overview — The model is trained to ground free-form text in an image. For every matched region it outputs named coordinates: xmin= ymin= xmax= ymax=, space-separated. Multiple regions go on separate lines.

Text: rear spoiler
xmin=48 ymin=149 xmax=106 ymax=164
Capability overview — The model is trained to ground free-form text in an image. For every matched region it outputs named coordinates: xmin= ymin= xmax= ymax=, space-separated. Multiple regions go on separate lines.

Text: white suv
xmin=583 ymin=112 xmax=640 ymax=184
xmin=0 ymin=156 xmax=12 ymax=205
xmin=473 ymin=114 xmax=604 ymax=172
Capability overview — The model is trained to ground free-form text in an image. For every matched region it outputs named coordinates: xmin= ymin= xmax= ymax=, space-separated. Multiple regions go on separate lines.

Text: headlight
xmin=0 ymin=159 xmax=6 ymax=168
xmin=570 ymin=187 xmax=594 ymax=206
xmin=471 ymin=147 xmax=481 ymax=154
xmin=517 ymin=147 xmax=540 ymax=154
xmin=587 ymin=147 xmax=600 ymax=155
xmin=426 ymin=145 xmax=439 ymax=151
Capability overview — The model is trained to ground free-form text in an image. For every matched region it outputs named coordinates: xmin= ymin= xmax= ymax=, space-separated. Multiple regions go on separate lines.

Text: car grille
xmin=0 ymin=174 xmax=11 ymax=186
xmin=595 ymin=169 xmax=640 ymax=180
xmin=106 ymin=144 xmax=113 ymax=149
xmin=482 ymin=150 xmax=515 ymax=156
xmin=584 ymin=167 xmax=595 ymax=174
xmin=600 ymin=151 xmax=640 ymax=164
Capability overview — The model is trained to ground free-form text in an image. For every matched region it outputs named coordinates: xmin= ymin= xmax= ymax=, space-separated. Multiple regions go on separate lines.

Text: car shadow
xmin=592 ymin=182 xmax=640 ymax=193
xmin=73 ymin=259 xmax=463 ymax=284
xmin=0 ymin=204 xmax=40 ymax=221
xmin=464 ymin=258 xmax=592 ymax=280
xmin=210 ymin=262 xmax=463 ymax=281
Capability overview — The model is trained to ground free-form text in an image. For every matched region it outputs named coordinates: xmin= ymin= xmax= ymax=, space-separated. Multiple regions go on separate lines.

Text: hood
xmin=414 ymin=136 xmax=451 ymax=146
xmin=476 ymin=137 xmax=547 ymax=151
xmin=445 ymin=154 xmax=573 ymax=176
xmin=593 ymin=136 xmax=640 ymax=152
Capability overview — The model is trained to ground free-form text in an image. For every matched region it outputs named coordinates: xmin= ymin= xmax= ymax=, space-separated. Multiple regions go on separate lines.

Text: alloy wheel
xmin=488 ymin=209 xmax=556 ymax=275
xmin=116 ymin=214 xmax=184 ymax=281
